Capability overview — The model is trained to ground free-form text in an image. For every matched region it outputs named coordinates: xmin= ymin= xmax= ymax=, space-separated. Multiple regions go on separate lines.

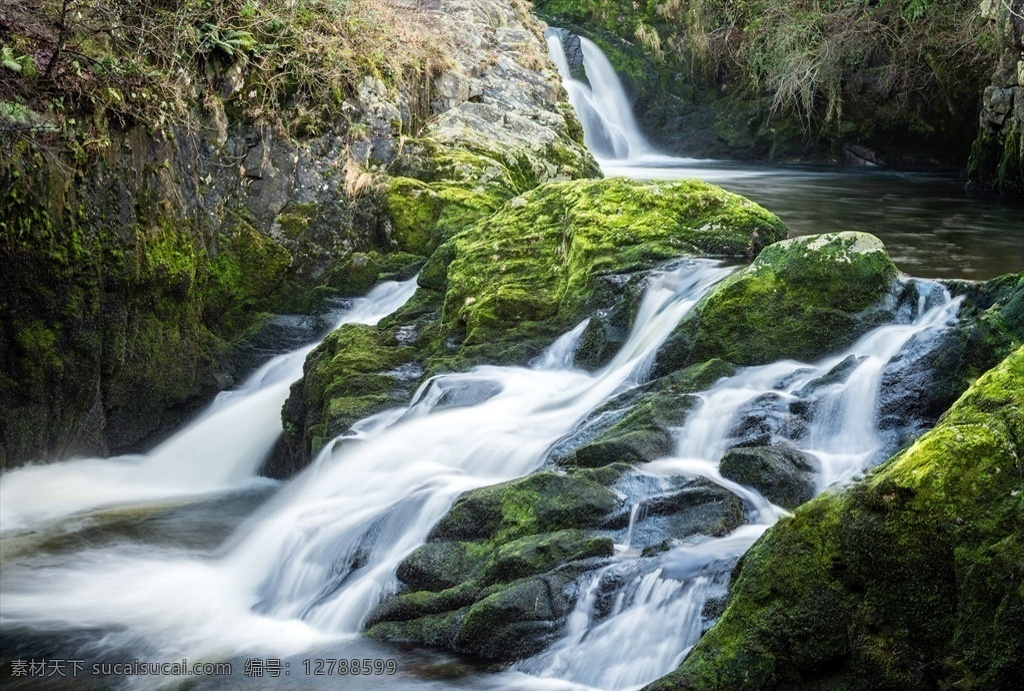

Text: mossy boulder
xmin=646 ymin=346 xmax=1024 ymax=691
xmin=559 ymin=359 xmax=737 ymax=468
xmin=280 ymin=178 xmax=783 ymax=469
xmin=434 ymin=177 xmax=786 ymax=370
xmin=656 ymin=232 xmax=899 ymax=373
xmin=365 ymin=470 xmax=619 ymax=659
xmin=719 ymin=444 xmax=819 ymax=510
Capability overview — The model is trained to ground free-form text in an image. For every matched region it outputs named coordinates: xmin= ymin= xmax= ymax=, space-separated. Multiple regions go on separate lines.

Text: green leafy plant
xmin=1 ymin=46 xmax=38 ymax=78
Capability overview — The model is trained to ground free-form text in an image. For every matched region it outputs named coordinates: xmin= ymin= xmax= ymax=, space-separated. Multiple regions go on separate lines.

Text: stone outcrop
xmin=272 ymin=177 xmax=786 ymax=474
xmin=0 ymin=0 xmax=594 ymax=469
xmin=967 ymin=0 xmax=1024 ymax=196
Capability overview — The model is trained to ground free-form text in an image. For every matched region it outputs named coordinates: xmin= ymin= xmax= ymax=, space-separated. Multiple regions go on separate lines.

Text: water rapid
xmin=0 ymin=262 xmax=732 ymax=673
xmin=516 ymin=283 xmax=962 ymax=689
xmin=0 ymin=278 xmax=419 ymax=533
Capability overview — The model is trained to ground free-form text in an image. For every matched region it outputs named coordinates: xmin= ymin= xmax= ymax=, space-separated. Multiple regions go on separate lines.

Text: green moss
xmin=367 ymin=471 xmax=619 ymax=657
xmin=384 ymin=177 xmax=511 ymax=257
xmin=648 ymin=347 xmax=1024 ymax=691
xmin=996 ymin=127 xmax=1023 ymax=197
xmin=659 ymin=232 xmax=899 ymax=370
xmin=205 ymin=214 xmax=292 ymax=331
xmin=442 ymin=177 xmax=786 ymax=364
xmin=430 ymin=471 xmax=619 ymax=544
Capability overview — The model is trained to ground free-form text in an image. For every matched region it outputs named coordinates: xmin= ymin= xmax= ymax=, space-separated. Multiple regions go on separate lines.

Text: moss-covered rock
xmin=365 ymin=470 xmax=619 ymax=659
xmin=436 ymin=177 xmax=786 ymax=370
xmin=719 ymin=444 xmax=819 ymax=510
xmin=559 ymin=359 xmax=737 ymax=468
xmin=646 ymin=346 xmax=1024 ymax=691
xmin=280 ymin=178 xmax=783 ymax=469
xmin=656 ymin=232 xmax=899 ymax=373
xmin=429 ymin=471 xmax=620 ymax=543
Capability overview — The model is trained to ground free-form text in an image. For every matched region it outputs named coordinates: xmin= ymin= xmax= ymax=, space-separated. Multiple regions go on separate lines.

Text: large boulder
xmin=278 ymin=178 xmax=785 ymax=470
xmin=365 ymin=470 xmax=620 ymax=659
xmin=646 ymin=347 xmax=1024 ymax=691
xmin=656 ymin=232 xmax=900 ymax=373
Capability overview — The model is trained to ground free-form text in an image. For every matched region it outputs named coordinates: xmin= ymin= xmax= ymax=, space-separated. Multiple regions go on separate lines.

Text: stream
xmin=0 ymin=27 xmax=1020 ymax=691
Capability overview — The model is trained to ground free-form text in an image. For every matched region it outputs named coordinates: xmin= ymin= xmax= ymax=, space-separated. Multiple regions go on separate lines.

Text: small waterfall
xmin=546 ymin=30 xmax=652 ymax=161
xmin=518 ymin=282 xmax=962 ymax=689
xmin=0 ymin=262 xmax=733 ymax=665
xmin=0 ymin=278 xmax=419 ymax=533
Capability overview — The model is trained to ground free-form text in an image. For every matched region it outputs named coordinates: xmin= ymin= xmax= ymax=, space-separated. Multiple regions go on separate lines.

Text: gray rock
xmin=719 ymin=443 xmax=819 ymax=509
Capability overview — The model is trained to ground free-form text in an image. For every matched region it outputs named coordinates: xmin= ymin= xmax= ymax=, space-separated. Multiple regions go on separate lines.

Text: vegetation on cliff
xmin=1 ymin=0 xmax=596 ymax=468
xmin=538 ymin=0 xmax=999 ymax=167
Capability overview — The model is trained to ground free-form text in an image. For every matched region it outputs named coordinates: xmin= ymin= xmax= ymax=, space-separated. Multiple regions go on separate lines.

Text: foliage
xmin=537 ymin=0 xmax=995 ymax=137
xmin=0 ymin=0 xmax=445 ymax=143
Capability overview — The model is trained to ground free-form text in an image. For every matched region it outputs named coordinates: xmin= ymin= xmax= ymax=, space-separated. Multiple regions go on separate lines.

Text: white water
xmin=519 ymin=284 xmax=962 ymax=689
xmin=0 ymin=31 xmax=983 ymax=691
xmin=0 ymin=262 xmax=731 ymax=669
xmin=546 ymin=31 xmax=653 ymax=162
xmin=0 ymin=278 xmax=419 ymax=533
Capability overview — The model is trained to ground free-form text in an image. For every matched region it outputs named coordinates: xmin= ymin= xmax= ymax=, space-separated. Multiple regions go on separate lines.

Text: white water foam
xmin=0 ymin=262 xmax=732 ymax=670
xmin=0 ymin=278 xmax=419 ymax=533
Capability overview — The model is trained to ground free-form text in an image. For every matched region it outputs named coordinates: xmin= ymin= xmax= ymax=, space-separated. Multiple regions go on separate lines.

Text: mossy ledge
xmin=274 ymin=177 xmax=786 ymax=470
xmin=645 ymin=346 xmax=1024 ymax=691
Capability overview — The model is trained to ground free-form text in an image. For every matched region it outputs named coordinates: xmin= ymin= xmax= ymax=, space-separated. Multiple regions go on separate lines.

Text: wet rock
xmin=719 ymin=443 xmax=819 ymax=509
xmin=649 ymin=348 xmax=1024 ymax=691
xmin=656 ymin=232 xmax=900 ymax=375
xmin=611 ymin=484 xmax=747 ymax=551
xmin=877 ymin=272 xmax=1024 ymax=449
xmin=559 ymin=360 xmax=737 ymax=468
xmin=429 ymin=471 xmax=619 ymax=542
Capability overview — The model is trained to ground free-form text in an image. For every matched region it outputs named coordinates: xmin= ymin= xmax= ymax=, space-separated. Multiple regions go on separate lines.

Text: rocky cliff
xmin=0 ymin=0 xmax=594 ymax=469
xmin=968 ymin=0 xmax=1024 ymax=197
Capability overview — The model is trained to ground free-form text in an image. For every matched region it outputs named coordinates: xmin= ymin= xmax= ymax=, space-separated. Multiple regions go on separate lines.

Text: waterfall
xmin=546 ymin=30 xmax=653 ymax=162
xmin=516 ymin=282 xmax=962 ymax=689
xmin=0 ymin=278 xmax=419 ymax=533
xmin=0 ymin=262 xmax=733 ymax=666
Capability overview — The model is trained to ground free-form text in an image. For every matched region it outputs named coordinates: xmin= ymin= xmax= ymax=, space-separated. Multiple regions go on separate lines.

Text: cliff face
xmin=968 ymin=0 xmax=1024 ymax=197
xmin=0 ymin=0 xmax=595 ymax=469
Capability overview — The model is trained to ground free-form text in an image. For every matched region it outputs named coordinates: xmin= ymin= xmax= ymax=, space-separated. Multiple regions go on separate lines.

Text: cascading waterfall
xmin=517 ymin=282 xmax=962 ymax=689
xmin=546 ymin=30 xmax=653 ymax=162
xmin=0 ymin=262 xmax=732 ymax=668
xmin=0 ymin=277 xmax=418 ymax=533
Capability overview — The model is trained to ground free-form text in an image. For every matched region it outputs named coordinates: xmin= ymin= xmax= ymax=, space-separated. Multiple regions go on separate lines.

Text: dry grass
xmin=0 ymin=0 xmax=447 ymax=141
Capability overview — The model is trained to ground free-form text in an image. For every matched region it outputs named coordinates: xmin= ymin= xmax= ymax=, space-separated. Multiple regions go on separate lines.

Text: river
xmin=0 ymin=25 xmax=1020 ymax=691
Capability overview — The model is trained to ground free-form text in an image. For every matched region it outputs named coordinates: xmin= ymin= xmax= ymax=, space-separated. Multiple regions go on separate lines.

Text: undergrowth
xmin=678 ymin=0 xmax=993 ymax=129
xmin=0 ymin=0 xmax=446 ymax=146
xmin=540 ymin=0 xmax=996 ymax=135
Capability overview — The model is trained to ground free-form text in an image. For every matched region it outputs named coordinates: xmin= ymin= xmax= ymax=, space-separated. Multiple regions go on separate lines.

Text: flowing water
xmin=0 ymin=29 xmax=1013 ymax=691
xmin=545 ymin=31 xmax=1024 ymax=280
xmin=0 ymin=278 xmax=419 ymax=535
